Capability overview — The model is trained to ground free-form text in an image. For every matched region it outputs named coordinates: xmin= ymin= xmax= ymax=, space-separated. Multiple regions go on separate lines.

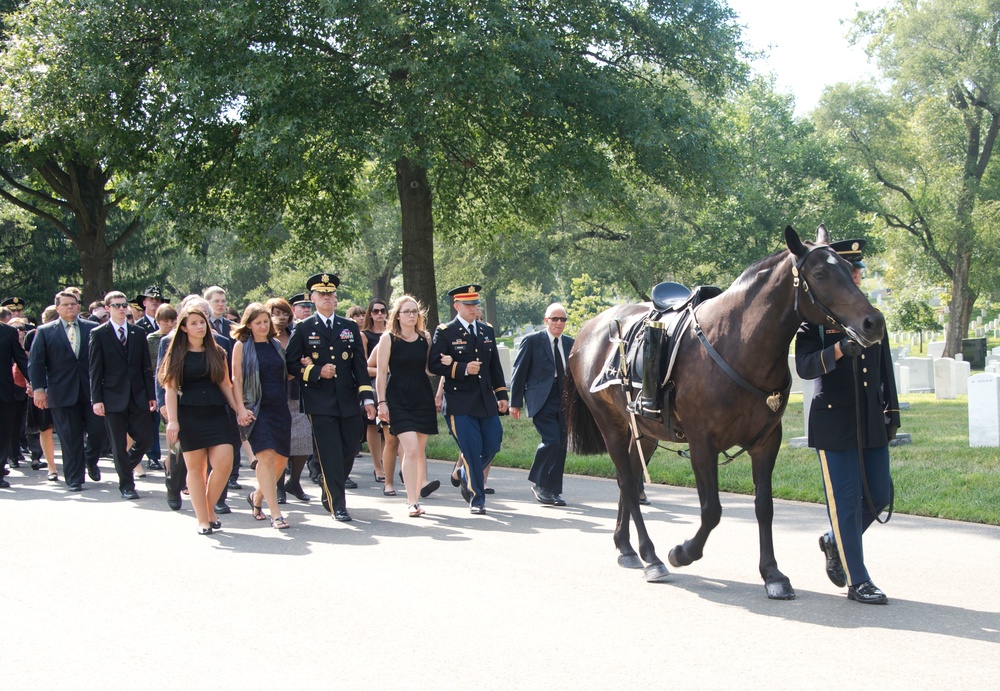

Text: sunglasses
xmin=108 ymin=302 xmax=129 ymax=309
xmin=547 ymin=316 xmax=568 ymax=322
xmin=371 ymin=307 xmax=387 ymax=314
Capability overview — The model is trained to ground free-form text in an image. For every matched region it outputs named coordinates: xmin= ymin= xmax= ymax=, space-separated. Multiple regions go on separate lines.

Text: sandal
xmin=383 ymin=488 xmax=397 ymax=497
xmin=408 ymin=504 xmax=425 ymax=518
xmin=271 ymin=515 xmax=290 ymax=530
xmin=246 ymin=491 xmax=266 ymax=520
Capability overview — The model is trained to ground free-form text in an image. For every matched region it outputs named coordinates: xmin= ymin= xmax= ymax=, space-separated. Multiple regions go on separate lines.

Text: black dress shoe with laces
xmin=121 ymin=488 xmax=140 ymax=500
xmin=147 ymin=459 xmax=164 ymax=471
xmin=87 ymin=464 xmax=101 ymax=482
xmin=214 ymin=502 xmax=232 ymax=515
xmin=344 ymin=477 xmax=358 ymax=489
xmin=470 ymin=505 xmax=486 ymax=515
xmin=0 ymin=479 xmax=10 ymax=489
xmin=227 ymin=479 xmax=242 ymax=490
xmin=166 ymin=492 xmax=182 ymax=511
xmin=532 ymin=485 xmax=556 ymax=505
xmin=551 ymin=493 xmax=567 ymax=507
xmin=819 ymin=533 xmax=848 ymax=588
xmin=67 ymin=483 xmax=83 ymax=492
xmin=333 ymin=509 xmax=352 ymax=522
xmin=847 ymin=580 xmax=888 ymax=604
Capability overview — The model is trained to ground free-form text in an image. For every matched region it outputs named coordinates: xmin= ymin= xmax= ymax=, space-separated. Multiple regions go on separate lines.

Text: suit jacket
xmin=89 ymin=321 xmax=155 ymax=412
xmin=429 ymin=318 xmax=508 ymax=418
xmin=510 ymin=329 xmax=574 ymax=417
xmin=795 ymin=323 xmax=900 ymax=451
xmin=0 ymin=322 xmax=29 ymax=403
xmin=209 ymin=316 xmax=234 ymax=340
xmin=285 ymin=313 xmax=373 ymax=417
xmin=28 ymin=317 xmax=98 ymax=408
xmin=155 ymin=330 xmax=232 ymax=409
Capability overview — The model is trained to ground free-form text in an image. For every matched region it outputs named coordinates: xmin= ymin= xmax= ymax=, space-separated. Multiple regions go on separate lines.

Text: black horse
xmin=565 ymin=226 xmax=884 ymax=598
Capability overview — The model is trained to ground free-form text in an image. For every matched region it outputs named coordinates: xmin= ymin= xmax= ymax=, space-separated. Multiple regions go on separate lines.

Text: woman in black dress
xmin=375 ymin=295 xmax=439 ymax=517
xmin=232 ymin=303 xmax=292 ymax=529
xmin=361 ymin=299 xmax=389 ymax=484
xmin=160 ymin=306 xmax=250 ymax=535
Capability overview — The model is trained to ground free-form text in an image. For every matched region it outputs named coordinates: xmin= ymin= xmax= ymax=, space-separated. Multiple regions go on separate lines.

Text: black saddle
xmin=651 ymin=282 xmax=723 ymax=312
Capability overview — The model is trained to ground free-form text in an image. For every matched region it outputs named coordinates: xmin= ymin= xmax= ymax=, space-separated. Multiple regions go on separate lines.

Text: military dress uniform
xmin=429 ymin=285 xmax=508 ymax=513
xmin=794 ymin=238 xmax=900 ymax=604
xmin=285 ymin=273 xmax=374 ymax=520
xmin=134 ymin=285 xmax=163 ymax=334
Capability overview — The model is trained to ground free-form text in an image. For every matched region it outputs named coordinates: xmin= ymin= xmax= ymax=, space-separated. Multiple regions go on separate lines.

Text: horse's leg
xmin=752 ymin=429 xmax=795 ymax=600
xmin=614 ymin=490 xmax=641 ymax=569
xmin=622 ymin=437 xmax=669 ymax=582
xmin=668 ymin=441 xmax=722 ymax=569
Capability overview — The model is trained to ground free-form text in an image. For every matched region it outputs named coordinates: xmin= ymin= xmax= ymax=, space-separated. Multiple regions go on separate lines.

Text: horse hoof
xmin=668 ymin=546 xmax=689 ymax=568
xmin=765 ymin=580 xmax=796 ymax=600
xmin=618 ymin=554 xmax=643 ymax=570
xmin=644 ymin=563 xmax=670 ymax=583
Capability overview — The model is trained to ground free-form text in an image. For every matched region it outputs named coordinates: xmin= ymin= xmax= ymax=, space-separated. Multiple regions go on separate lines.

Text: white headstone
xmin=894 ymin=364 xmax=910 ymax=395
xmin=927 ymin=341 xmax=947 ymax=359
xmin=986 ymin=355 xmax=1000 ymax=368
xmin=788 ymin=355 xmax=804 ymax=395
xmin=955 ymin=352 xmax=963 ymax=362
xmin=901 ymin=356 xmax=935 ymax=392
xmin=954 ymin=360 xmax=971 ymax=395
xmin=994 ymin=346 xmax=1000 ymax=356
xmin=988 ymin=363 xmax=1000 ymax=375
xmin=933 ymin=357 xmax=956 ymax=399
xmin=801 ymin=377 xmax=816 ymax=439
xmin=496 ymin=344 xmax=513 ymax=384
xmin=968 ymin=373 xmax=1000 ymax=447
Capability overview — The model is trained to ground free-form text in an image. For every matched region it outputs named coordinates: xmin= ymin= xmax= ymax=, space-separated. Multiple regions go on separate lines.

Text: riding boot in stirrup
xmin=637 ymin=322 xmax=667 ymax=420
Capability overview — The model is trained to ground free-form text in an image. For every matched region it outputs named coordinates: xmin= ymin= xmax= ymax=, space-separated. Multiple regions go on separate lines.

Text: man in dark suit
xmin=0 ymin=318 xmax=30 ymax=488
xmin=285 ymin=273 xmax=375 ymax=522
xmin=28 ymin=290 xmax=107 ymax=491
xmin=89 ymin=291 xmax=157 ymax=499
xmin=134 ymin=285 xmax=162 ymax=334
xmin=795 ymin=238 xmax=900 ymax=606
xmin=429 ymin=285 xmax=509 ymax=515
xmin=510 ymin=303 xmax=574 ymax=507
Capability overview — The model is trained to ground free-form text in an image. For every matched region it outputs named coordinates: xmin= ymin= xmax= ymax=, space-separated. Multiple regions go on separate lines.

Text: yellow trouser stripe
xmin=818 ymin=449 xmax=853 ymax=585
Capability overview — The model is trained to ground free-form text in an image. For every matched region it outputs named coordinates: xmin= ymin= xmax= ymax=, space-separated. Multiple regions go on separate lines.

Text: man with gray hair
xmin=509 ymin=303 xmax=574 ymax=506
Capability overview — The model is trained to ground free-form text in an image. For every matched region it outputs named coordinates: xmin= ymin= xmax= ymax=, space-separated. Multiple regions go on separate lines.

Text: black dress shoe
xmin=551 ymin=493 xmax=567 ymax=506
xmin=285 ymin=484 xmax=310 ymax=502
xmin=276 ymin=486 xmax=287 ymax=504
xmin=227 ymin=479 xmax=242 ymax=490
xmin=87 ymin=464 xmax=101 ymax=482
xmin=0 ymin=479 xmax=10 ymax=489
xmin=460 ymin=484 xmax=471 ymax=504
xmin=214 ymin=502 xmax=232 ymax=515
xmin=67 ymin=483 xmax=83 ymax=492
xmin=209 ymin=520 xmax=222 ymax=530
xmin=121 ymin=488 xmax=140 ymax=500
xmin=470 ymin=505 xmax=486 ymax=515
xmin=420 ymin=479 xmax=441 ymax=498
xmin=638 ymin=490 xmax=650 ymax=505
xmin=166 ymin=492 xmax=182 ymax=511
xmin=847 ymin=580 xmax=888 ymax=604
xmin=344 ymin=477 xmax=358 ymax=489
xmin=147 ymin=459 xmax=164 ymax=471
xmin=484 ymin=487 xmax=495 ymax=494
xmin=819 ymin=533 xmax=848 ymax=588
xmin=9 ymin=458 xmax=19 ymax=469
xmin=532 ymin=485 xmax=556 ymax=505
xmin=321 ymin=492 xmax=330 ymax=512
xmin=30 ymin=460 xmax=44 ymax=471
xmin=333 ymin=509 xmax=352 ymax=522
xmin=450 ymin=472 xmax=461 ymax=487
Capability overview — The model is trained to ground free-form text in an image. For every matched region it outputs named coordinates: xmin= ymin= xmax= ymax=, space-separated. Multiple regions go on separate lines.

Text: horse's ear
xmin=784 ymin=225 xmax=806 ymax=257
xmin=815 ymin=224 xmax=830 ymax=245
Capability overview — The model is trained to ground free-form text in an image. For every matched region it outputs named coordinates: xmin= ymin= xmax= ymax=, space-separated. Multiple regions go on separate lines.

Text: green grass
xmin=425 ymin=393 xmax=1000 ymax=525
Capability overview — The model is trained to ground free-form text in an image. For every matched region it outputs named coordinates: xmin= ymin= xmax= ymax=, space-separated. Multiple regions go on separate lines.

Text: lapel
xmin=542 ymin=331 xmax=555 ymax=364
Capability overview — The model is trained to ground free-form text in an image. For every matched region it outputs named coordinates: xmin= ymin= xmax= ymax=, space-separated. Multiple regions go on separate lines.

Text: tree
xmin=816 ymin=0 xmax=1000 ymax=356
xmin=891 ymin=297 xmax=941 ymax=352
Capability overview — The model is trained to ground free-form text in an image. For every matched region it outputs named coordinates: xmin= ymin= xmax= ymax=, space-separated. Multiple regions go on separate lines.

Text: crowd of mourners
xmin=0 ymin=275 xmax=570 ymax=536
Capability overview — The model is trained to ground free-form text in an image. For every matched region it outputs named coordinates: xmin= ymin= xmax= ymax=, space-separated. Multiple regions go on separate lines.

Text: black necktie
xmin=553 ymin=337 xmax=564 ymax=381
xmin=213 ymin=319 xmax=223 ymax=334
xmin=469 ymin=322 xmax=476 ymax=338
xmin=119 ymin=326 xmax=127 ymax=346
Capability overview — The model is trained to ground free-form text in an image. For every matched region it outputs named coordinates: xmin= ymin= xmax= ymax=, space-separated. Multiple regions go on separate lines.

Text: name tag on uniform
xmin=308 ymin=333 xmax=322 ymax=346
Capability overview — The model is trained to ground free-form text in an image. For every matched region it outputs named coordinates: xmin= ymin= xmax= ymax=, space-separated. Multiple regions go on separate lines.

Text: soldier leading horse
xmin=565 ymin=226 xmax=885 ymax=598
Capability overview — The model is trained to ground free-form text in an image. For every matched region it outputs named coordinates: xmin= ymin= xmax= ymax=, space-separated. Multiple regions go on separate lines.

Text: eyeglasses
xmin=371 ymin=308 xmax=386 ymax=314
xmin=108 ymin=302 xmax=128 ymax=309
xmin=547 ymin=316 xmax=568 ymax=322
xmin=270 ymin=312 xmax=289 ymax=318
xmin=399 ymin=309 xmax=419 ymax=316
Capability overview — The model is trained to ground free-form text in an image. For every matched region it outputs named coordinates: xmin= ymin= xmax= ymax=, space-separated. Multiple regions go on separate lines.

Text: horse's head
xmin=784 ymin=225 xmax=885 ymax=346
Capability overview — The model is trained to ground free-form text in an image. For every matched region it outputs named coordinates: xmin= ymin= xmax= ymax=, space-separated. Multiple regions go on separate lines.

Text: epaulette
xmin=436 ymin=323 xmax=447 ymax=331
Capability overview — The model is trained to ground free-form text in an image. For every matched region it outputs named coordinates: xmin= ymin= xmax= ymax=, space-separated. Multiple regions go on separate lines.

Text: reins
xmin=851 ymin=345 xmax=894 ymax=524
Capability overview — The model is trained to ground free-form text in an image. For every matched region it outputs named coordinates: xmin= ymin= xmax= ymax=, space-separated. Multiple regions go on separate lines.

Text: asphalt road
xmin=2 ymin=451 xmax=998 ymax=690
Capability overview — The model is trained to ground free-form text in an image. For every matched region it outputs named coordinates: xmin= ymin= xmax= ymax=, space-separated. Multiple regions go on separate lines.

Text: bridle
xmin=790 ymin=244 xmax=859 ymax=335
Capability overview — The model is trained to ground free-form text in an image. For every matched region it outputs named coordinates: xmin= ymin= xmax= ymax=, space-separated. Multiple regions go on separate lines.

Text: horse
xmin=565 ymin=225 xmax=885 ymax=599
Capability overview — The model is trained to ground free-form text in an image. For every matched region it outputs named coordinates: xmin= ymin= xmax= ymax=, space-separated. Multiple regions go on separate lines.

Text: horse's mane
xmin=727 ymin=247 xmax=789 ymax=293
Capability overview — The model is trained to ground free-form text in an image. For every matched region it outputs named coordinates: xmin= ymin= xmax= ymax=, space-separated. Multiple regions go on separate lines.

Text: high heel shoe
xmin=198 ymin=526 xmax=213 ymax=536
xmin=374 ymin=470 xmax=385 ymax=483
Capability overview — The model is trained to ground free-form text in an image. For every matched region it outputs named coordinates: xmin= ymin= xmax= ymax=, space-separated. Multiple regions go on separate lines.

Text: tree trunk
xmin=483 ymin=291 xmax=499 ymax=333
xmin=395 ymin=157 xmax=439 ymax=330
xmin=77 ymin=240 xmax=116 ymax=306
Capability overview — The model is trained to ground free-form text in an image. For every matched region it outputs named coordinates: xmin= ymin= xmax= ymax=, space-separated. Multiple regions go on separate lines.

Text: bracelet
xmin=377 ymin=401 xmax=387 ymax=407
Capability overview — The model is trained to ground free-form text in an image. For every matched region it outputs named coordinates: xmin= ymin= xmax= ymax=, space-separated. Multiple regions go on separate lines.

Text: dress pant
xmin=146 ymin=410 xmax=162 ymax=461
xmin=104 ymin=400 xmax=153 ymax=493
xmin=50 ymin=399 xmax=107 ymax=486
xmin=0 ymin=400 xmax=15 ymax=471
xmin=448 ymin=414 xmax=503 ymax=509
xmin=308 ymin=413 xmax=362 ymax=513
xmin=527 ymin=383 xmax=568 ymax=494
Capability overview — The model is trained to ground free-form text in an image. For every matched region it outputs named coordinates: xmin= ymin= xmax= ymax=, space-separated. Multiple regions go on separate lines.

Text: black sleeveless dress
xmin=247 ymin=342 xmax=291 ymax=457
xmin=386 ymin=334 xmax=437 ymax=435
xmin=177 ymin=351 xmax=231 ymax=451
xmin=363 ymin=329 xmax=383 ymax=428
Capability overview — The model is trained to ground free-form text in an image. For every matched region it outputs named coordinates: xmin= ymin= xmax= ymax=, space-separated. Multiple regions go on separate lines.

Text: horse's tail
xmin=564 ymin=365 xmax=607 ymax=455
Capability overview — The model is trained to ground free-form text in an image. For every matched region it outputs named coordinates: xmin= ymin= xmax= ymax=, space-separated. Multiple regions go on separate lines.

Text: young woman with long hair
xmin=361 ymin=298 xmax=389 ymax=484
xmin=160 ymin=306 xmax=250 ymax=535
